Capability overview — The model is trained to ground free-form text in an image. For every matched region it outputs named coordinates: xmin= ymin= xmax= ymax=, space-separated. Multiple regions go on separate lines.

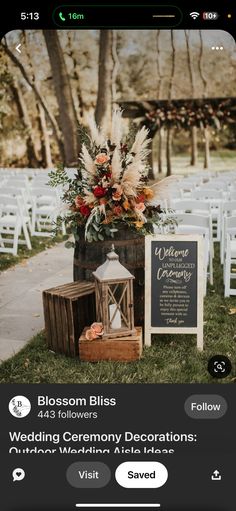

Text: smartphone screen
xmin=0 ymin=3 xmax=235 ymax=510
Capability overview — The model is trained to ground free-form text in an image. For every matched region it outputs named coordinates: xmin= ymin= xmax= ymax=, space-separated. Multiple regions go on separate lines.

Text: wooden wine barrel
xmin=73 ymin=228 xmax=145 ymax=327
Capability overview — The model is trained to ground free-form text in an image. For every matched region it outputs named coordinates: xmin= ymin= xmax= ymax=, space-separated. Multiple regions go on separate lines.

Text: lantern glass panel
xmin=108 ymin=282 xmax=130 ymax=329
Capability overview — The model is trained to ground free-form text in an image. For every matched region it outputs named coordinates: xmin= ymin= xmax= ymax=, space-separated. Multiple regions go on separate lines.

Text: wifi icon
xmin=190 ymin=11 xmax=200 ymax=19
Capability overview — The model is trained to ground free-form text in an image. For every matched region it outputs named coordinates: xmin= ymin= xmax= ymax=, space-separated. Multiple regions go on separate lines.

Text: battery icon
xmin=203 ymin=12 xmax=219 ymax=20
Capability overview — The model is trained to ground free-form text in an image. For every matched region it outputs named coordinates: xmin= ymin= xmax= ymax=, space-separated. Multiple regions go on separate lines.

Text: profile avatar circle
xmin=8 ymin=396 xmax=31 ymax=418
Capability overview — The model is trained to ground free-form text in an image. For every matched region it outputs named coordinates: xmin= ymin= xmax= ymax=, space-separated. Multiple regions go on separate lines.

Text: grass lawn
xmin=0 ymin=234 xmax=68 ymax=273
xmin=0 ymin=244 xmax=235 ymax=384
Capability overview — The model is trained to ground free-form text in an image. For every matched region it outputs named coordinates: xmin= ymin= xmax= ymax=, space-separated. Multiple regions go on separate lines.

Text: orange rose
xmin=95 ymin=153 xmax=109 ymax=165
xmin=85 ymin=328 xmax=97 ymax=341
xmin=135 ymin=202 xmax=146 ymax=212
xmin=113 ymin=205 xmax=123 ymax=216
xmin=112 ymin=184 xmax=123 ymax=201
xmin=123 ymin=200 xmax=130 ymax=211
xmin=99 ymin=198 xmax=107 ymax=205
xmin=91 ymin=322 xmax=104 ymax=337
xmin=134 ymin=221 xmax=144 ymax=228
xmin=143 ymin=187 xmax=154 ymax=200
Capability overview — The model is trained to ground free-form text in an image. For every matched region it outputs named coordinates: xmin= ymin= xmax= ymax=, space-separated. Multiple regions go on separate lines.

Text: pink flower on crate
xmin=85 ymin=328 xmax=97 ymax=341
xmin=95 ymin=153 xmax=109 ymax=165
xmin=135 ymin=202 xmax=146 ymax=212
xmin=91 ymin=322 xmax=104 ymax=337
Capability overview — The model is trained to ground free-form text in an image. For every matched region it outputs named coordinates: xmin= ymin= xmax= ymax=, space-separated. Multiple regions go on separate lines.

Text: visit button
xmin=115 ymin=461 xmax=168 ymax=488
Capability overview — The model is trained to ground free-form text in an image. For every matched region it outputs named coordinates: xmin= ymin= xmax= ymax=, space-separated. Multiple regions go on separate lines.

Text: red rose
xmin=93 ymin=186 xmax=107 ymax=198
xmin=74 ymin=195 xmax=83 ymax=208
xmin=136 ymin=194 xmax=146 ymax=203
xmin=113 ymin=205 xmax=122 ymax=216
xmin=79 ymin=205 xmax=91 ymax=217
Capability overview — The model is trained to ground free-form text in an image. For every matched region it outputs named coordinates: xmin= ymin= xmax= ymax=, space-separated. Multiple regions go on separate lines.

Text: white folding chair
xmin=229 ymin=191 xmax=236 ymax=201
xmin=224 ymin=216 xmax=236 ymax=297
xmin=29 ymin=186 xmax=58 ymax=236
xmin=173 ymin=213 xmax=213 ymax=294
xmin=192 ymin=189 xmax=223 ymax=242
xmin=221 ymin=201 xmax=236 ymax=265
xmin=170 ymin=198 xmax=211 ymax=217
xmin=0 ymin=195 xmax=32 ymax=255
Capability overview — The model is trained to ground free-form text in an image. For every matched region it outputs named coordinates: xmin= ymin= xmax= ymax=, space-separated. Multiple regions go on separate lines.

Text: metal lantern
xmin=93 ymin=246 xmax=135 ymax=338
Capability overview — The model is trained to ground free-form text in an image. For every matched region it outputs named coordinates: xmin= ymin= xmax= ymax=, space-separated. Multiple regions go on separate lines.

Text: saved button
xmin=115 ymin=461 xmax=168 ymax=488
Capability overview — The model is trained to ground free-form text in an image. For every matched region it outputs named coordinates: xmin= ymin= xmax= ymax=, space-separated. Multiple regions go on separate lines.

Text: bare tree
xmin=10 ymin=78 xmax=39 ymax=166
xmin=2 ymin=39 xmax=64 ymax=159
xmin=156 ymin=30 xmax=164 ymax=174
xmin=95 ymin=30 xmax=114 ymax=130
xmin=198 ymin=30 xmax=210 ymax=169
xmin=43 ymin=30 xmax=80 ymax=165
xmin=185 ymin=30 xmax=198 ymax=166
xmin=67 ymin=32 xmax=84 ymax=121
xmin=22 ymin=31 xmax=52 ymax=168
xmin=111 ymin=30 xmax=120 ymax=107
xmin=166 ymin=30 xmax=176 ymax=177
xmin=198 ymin=30 xmax=208 ymax=97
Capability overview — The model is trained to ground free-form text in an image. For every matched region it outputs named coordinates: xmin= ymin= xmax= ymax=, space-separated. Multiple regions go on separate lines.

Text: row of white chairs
xmin=0 ymin=185 xmax=65 ymax=256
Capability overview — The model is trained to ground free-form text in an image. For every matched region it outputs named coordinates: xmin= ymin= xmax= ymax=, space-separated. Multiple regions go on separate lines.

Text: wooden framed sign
xmin=145 ymin=234 xmax=204 ymax=351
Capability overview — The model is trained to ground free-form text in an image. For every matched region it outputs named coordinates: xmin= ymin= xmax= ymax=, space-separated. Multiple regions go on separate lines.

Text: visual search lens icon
xmin=208 ymin=355 xmax=232 ymax=378
xmin=8 ymin=396 xmax=31 ymax=418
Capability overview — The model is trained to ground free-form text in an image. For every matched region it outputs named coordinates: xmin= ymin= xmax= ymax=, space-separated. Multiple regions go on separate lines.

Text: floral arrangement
xmin=49 ymin=109 xmax=175 ymax=242
xmin=144 ymin=99 xmax=234 ymax=135
xmin=85 ymin=322 xmax=104 ymax=341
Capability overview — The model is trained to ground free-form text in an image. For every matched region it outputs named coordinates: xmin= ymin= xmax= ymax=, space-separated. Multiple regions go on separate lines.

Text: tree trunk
xmin=204 ymin=127 xmax=210 ymax=169
xmin=111 ymin=30 xmax=119 ymax=108
xmin=185 ymin=30 xmax=198 ymax=166
xmin=198 ymin=30 xmax=208 ymax=97
xmin=190 ymin=126 xmax=198 ymax=166
xmin=156 ymin=31 xmax=164 ymax=175
xmin=148 ymin=139 xmax=155 ymax=180
xmin=158 ymin=128 xmax=163 ymax=173
xmin=11 ymin=79 xmax=39 ymax=167
xmin=95 ymin=30 xmax=114 ymax=130
xmin=43 ymin=30 xmax=80 ymax=165
xmin=68 ymin=32 xmax=84 ymax=121
xmin=165 ymin=31 xmax=176 ymax=176
xmin=37 ymin=101 xmax=53 ymax=167
xmin=166 ymin=128 xmax=172 ymax=176
xmin=3 ymin=41 xmax=64 ymax=159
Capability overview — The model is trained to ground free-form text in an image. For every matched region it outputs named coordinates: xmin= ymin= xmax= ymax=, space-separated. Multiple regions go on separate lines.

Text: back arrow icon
xmin=16 ymin=44 xmax=21 ymax=54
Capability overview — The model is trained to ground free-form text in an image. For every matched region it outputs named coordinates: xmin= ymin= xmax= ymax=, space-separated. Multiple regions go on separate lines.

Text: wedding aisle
xmin=0 ymin=241 xmax=72 ymax=361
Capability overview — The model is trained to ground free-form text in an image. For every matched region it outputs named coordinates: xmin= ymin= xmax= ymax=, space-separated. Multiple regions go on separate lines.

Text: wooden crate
xmin=79 ymin=327 xmax=142 ymax=362
xmin=43 ymin=281 xmax=96 ymax=357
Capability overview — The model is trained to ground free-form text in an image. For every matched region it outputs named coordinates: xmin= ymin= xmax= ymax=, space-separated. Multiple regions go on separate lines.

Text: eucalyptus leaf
xmin=65 ymin=241 xmax=75 ymax=249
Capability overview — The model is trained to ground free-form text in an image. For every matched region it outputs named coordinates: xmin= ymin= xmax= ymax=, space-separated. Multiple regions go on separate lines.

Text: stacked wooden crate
xmin=43 ymin=281 xmax=95 ymax=357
